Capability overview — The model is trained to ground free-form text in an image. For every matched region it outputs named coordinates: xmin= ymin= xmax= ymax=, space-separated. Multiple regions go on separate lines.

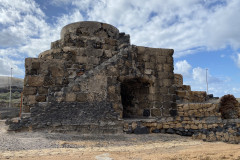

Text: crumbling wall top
xmin=60 ymin=21 xmax=120 ymax=39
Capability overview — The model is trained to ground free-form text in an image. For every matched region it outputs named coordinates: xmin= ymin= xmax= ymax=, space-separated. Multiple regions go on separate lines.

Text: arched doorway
xmin=120 ymin=78 xmax=150 ymax=118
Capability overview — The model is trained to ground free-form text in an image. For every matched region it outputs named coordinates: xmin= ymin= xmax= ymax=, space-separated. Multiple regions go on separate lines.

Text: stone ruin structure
xmin=8 ymin=21 xmax=240 ymax=143
xmin=14 ymin=21 xmax=176 ymax=132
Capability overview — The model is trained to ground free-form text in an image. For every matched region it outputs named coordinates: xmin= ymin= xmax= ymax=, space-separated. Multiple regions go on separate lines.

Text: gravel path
xmin=1 ymin=120 xmax=240 ymax=160
xmin=0 ymin=120 xmax=59 ymax=151
xmin=0 ymin=120 xmax=195 ymax=151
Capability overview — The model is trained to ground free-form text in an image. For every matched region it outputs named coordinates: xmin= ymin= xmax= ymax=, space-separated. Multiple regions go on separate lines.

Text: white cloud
xmin=204 ymin=0 xmax=240 ymax=50
xmin=0 ymin=0 xmax=49 ymax=78
xmin=237 ymin=54 xmax=240 ymax=68
xmin=6 ymin=0 xmax=238 ymax=58
xmin=192 ymin=67 xmax=222 ymax=84
xmin=174 ymin=60 xmax=192 ymax=77
xmin=49 ymin=0 xmax=240 ymax=58
xmin=0 ymin=57 xmax=24 ymax=76
xmin=0 ymin=0 xmax=87 ymax=77
xmin=0 ymin=0 xmax=46 ymax=47
xmin=232 ymin=53 xmax=240 ymax=68
xmin=0 ymin=0 xmax=44 ymax=25
xmin=192 ymin=67 xmax=207 ymax=84
xmin=0 ymin=0 xmax=240 ymax=98
xmin=182 ymin=66 xmax=232 ymax=97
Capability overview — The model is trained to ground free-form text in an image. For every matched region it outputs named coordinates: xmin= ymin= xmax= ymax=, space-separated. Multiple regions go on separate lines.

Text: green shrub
xmin=0 ymin=92 xmax=9 ymax=100
xmin=219 ymin=94 xmax=240 ymax=119
xmin=12 ymin=91 xmax=21 ymax=99
xmin=0 ymin=91 xmax=21 ymax=101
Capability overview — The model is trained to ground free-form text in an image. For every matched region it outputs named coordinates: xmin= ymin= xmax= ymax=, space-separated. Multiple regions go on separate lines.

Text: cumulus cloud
xmin=0 ymin=0 xmax=240 ymax=97
xmin=0 ymin=0 xmax=49 ymax=78
xmin=231 ymin=53 xmax=240 ymax=68
xmin=2 ymin=0 xmax=240 ymax=58
xmin=0 ymin=0 xmax=87 ymax=78
xmin=236 ymin=54 xmax=240 ymax=68
xmin=0 ymin=57 xmax=24 ymax=76
xmin=204 ymin=0 xmax=240 ymax=50
xmin=192 ymin=67 xmax=207 ymax=84
xmin=192 ymin=67 xmax=222 ymax=84
xmin=174 ymin=60 xmax=192 ymax=77
xmin=46 ymin=0 xmax=240 ymax=58
xmin=0 ymin=0 xmax=45 ymax=47
xmin=182 ymin=67 xmax=230 ymax=96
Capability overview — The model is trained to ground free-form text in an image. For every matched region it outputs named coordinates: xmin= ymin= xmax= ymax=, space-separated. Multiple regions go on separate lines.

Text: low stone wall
xmin=177 ymin=103 xmax=220 ymax=117
xmin=123 ymin=103 xmax=240 ymax=144
xmin=176 ymin=91 xmax=207 ymax=103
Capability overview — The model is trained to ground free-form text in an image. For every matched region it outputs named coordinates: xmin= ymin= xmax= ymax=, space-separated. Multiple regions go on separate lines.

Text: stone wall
xmin=12 ymin=21 xmax=176 ymax=132
xmin=174 ymin=74 xmax=207 ymax=103
xmin=174 ymin=74 xmax=183 ymax=86
xmin=124 ymin=103 xmax=240 ymax=144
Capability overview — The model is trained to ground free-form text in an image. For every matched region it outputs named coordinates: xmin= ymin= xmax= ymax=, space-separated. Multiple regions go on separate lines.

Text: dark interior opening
xmin=121 ymin=78 xmax=150 ymax=118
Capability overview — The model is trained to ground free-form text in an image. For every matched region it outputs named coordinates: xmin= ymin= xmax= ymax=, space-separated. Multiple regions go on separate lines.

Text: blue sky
xmin=0 ymin=0 xmax=240 ymax=97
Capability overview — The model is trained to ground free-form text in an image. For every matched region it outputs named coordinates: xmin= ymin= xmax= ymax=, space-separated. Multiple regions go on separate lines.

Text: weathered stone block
xmin=76 ymin=93 xmax=88 ymax=102
xmin=23 ymin=87 xmax=37 ymax=95
xmin=157 ymin=72 xmax=169 ymax=79
xmin=144 ymin=69 xmax=152 ymax=75
xmin=89 ymin=56 xmax=100 ymax=65
xmin=43 ymin=76 xmax=54 ymax=86
xmin=163 ymin=124 xmax=170 ymax=129
xmin=156 ymin=56 xmax=166 ymax=63
xmin=167 ymin=57 xmax=173 ymax=63
xmin=26 ymin=76 xmax=44 ymax=87
xmin=176 ymin=90 xmax=187 ymax=97
xmin=163 ymin=64 xmax=173 ymax=72
xmin=104 ymin=50 xmax=112 ymax=58
xmin=162 ymin=79 xmax=172 ymax=87
xmin=108 ymin=86 xmax=116 ymax=94
xmin=25 ymin=95 xmax=36 ymax=105
xmin=151 ymin=108 xmax=161 ymax=117
xmin=36 ymin=95 xmax=46 ymax=102
xmin=137 ymin=46 xmax=146 ymax=55
xmin=174 ymin=74 xmax=183 ymax=86
xmin=145 ymin=62 xmax=154 ymax=69
xmin=182 ymin=85 xmax=191 ymax=91
xmin=176 ymin=123 xmax=182 ymax=128
xmin=76 ymin=56 xmax=88 ymax=63
xmin=65 ymin=93 xmax=76 ymax=102
xmin=32 ymin=62 xmax=40 ymax=70
xmin=156 ymin=64 xmax=163 ymax=71
xmin=164 ymin=95 xmax=172 ymax=102
xmin=38 ymin=87 xmax=48 ymax=94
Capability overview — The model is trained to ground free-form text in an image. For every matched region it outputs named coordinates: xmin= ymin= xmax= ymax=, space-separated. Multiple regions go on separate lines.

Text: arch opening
xmin=120 ymin=78 xmax=150 ymax=118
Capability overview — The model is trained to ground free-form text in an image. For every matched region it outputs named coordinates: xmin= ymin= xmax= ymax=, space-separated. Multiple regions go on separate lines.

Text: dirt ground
xmin=0 ymin=121 xmax=240 ymax=160
xmin=1 ymin=139 xmax=240 ymax=160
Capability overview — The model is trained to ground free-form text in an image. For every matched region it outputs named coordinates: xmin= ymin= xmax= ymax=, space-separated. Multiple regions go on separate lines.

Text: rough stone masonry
xmin=12 ymin=21 xmax=175 ymax=133
xmin=7 ymin=21 xmax=240 ymax=143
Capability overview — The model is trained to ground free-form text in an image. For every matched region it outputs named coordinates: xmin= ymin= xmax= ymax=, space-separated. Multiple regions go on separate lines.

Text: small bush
xmin=219 ymin=94 xmax=239 ymax=119
xmin=0 ymin=91 xmax=21 ymax=101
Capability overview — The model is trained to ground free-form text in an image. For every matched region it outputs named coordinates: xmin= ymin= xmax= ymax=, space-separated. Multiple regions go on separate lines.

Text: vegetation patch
xmin=219 ymin=94 xmax=240 ymax=119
